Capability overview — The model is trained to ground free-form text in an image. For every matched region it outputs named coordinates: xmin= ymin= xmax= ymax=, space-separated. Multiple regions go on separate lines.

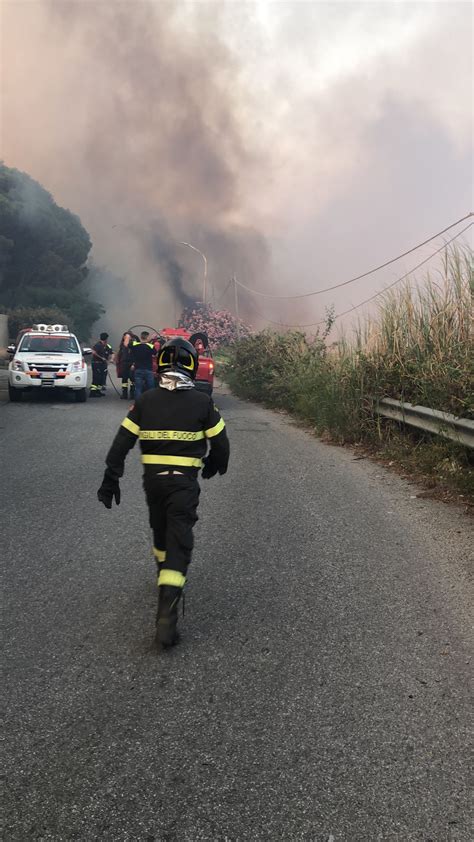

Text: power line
xmin=214 ymin=278 xmax=233 ymax=307
xmin=235 ymin=212 xmax=473 ymax=300
xmin=251 ymin=222 xmax=473 ymax=329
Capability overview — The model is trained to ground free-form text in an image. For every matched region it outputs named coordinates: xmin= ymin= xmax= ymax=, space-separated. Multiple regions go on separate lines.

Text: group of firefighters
xmin=90 ymin=329 xmax=157 ymax=400
xmin=90 ymin=329 xmax=207 ymax=401
xmin=95 ymin=329 xmax=229 ymax=650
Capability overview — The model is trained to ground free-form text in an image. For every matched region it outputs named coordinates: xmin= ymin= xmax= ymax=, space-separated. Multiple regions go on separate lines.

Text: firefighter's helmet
xmin=158 ymin=337 xmax=198 ymax=379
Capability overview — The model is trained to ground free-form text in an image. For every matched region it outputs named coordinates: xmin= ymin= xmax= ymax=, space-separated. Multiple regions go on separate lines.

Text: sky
xmin=1 ymin=0 xmax=472 ymax=333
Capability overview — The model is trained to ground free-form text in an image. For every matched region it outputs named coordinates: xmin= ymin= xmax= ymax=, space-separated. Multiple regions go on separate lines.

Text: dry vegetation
xmin=224 ymin=246 xmax=473 ymax=501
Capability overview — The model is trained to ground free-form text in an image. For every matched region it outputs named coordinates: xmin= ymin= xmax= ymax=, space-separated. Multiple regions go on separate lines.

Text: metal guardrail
xmin=377 ymin=398 xmax=474 ymax=449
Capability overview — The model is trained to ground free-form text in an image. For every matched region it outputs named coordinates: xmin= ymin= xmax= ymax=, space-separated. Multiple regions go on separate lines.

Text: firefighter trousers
xmin=144 ymin=473 xmax=200 ymax=588
xmin=121 ymin=362 xmax=134 ymax=390
xmin=91 ymin=361 xmax=107 ymax=391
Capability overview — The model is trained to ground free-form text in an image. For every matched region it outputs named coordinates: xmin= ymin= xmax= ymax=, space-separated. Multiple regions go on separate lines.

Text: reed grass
xmin=225 ymin=246 xmax=473 ymax=497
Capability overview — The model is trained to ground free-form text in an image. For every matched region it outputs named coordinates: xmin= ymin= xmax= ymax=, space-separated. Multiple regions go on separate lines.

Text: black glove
xmin=97 ymin=474 xmax=121 ymax=508
xmin=201 ymin=455 xmax=218 ymax=480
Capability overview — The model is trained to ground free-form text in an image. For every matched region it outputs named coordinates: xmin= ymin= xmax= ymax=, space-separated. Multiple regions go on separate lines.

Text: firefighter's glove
xmin=97 ymin=474 xmax=121 ymax=508
xmin=201 ymin=455 xmax=218 ymax=480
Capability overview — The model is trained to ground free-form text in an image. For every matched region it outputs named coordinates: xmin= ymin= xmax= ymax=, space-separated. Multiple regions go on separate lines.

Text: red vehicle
xmin=157 ymin=327 xmax=215 ymax=395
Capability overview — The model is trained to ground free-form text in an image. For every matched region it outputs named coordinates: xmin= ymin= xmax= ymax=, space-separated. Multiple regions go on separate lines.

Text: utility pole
xmin=179 ymin=242 xmax=208 ymax=305
xmin=233 ymin=275 xmax=241 ymax=339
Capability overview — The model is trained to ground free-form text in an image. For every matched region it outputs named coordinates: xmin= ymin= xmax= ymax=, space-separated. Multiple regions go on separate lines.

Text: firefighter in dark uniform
xmin=116 ymin=331 xmax=136 ymax=400
xmin=97 ymin=337 xmax=230 ymax=647
xmin=130 ymin=331 xmax=156 ymax=399
xmin=90 ymin=332 xmax=113 ymax=397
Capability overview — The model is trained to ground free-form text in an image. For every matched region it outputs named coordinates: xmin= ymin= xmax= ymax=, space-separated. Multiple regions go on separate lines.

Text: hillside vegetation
xmin=225 ymin=247 xmax=473 ymax=500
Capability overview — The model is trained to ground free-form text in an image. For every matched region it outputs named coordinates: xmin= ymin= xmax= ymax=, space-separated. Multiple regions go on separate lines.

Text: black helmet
xmin=189 ymin=331 xmax=209 ymax=350
xmin=158 ymin=338 xmax=198 ymax=379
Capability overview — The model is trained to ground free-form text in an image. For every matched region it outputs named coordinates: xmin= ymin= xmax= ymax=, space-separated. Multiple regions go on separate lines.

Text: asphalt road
xmin=1 ymin=377 xmax=473 ymax=841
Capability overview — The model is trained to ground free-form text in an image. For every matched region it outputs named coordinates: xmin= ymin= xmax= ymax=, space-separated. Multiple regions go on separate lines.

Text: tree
xmin=0 ymin=163 xmax=103 ymax=339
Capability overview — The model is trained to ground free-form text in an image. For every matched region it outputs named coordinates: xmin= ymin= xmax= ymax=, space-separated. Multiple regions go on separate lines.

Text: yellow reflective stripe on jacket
xmin=205 ymin=417 xmax=225 ymax=438
xmin=121 ymin=417 xmax=140 ymax=436
xmin=140 ymin=429 xmax=205 ymax=441
xmin=158 ymin=569 xmax=186 ymax=588
xmin=153 ymin=547 xmax=167 ymax=563
xmin=142 ymin=455 xmax=203 ymax=468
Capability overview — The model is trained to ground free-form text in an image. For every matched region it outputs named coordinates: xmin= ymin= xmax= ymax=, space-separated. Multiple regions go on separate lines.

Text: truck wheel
xmin=75 ymin=388 xmax=87 ymax=403
xmin=8 ymin=384 xmax=22 ymax=402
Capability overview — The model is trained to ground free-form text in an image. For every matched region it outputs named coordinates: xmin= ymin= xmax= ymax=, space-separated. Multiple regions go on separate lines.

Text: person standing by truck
xmin=130 ymin=331 xmax=156 ymax=399
xmin=116 ymin=331 xmax=136 ymax=400
xmin=90 ymin=332 xmax=113 ymax=397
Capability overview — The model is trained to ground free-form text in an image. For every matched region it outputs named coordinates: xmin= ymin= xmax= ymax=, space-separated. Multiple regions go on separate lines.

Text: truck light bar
xmin=33 ymin=324 xmax=69 ymax=332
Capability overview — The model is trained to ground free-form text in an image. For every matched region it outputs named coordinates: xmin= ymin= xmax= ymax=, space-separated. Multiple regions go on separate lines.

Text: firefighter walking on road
xmin=90 ymin=332 xmax=113 ymax=397
xmin=97 ymin=337 xmax=230 ymax=648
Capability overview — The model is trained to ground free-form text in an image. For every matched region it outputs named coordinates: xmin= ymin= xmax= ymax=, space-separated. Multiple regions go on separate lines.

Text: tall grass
xmin=353 ymin=246 xmax=473 ymax=418
xmin=226 ymin=246 xmax=473 ymax=444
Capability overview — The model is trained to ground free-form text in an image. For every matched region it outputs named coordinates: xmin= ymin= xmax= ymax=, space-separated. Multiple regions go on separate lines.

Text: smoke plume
xmin=2 ymin=1 xmax=472 ymax=335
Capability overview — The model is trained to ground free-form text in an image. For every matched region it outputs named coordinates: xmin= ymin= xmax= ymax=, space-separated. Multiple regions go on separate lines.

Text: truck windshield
xmin=19 ymin=336 xmax=80 ymax=354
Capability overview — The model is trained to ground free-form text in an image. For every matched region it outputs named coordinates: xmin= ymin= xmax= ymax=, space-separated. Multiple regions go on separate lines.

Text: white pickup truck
xmin=8 ymin=324 xmax=92 ymax=402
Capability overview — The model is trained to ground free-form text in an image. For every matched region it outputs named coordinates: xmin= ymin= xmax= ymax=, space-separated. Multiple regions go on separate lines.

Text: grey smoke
xmin=2 ymin=1 xmax=472 ymax=334
xmin=2 ymin=1 xmax=271 ymax=330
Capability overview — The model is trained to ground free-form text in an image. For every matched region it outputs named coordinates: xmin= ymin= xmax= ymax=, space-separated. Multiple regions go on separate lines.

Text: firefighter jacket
xmin=130 ymin=340 xmax=156 ymax=370
xmin=116 ymin=342 xmax=133 ymax=378
xmin=93 ymin=341 xmax=113 ymax=363
xmin=105 ymin=387 xmax=229 ymax=480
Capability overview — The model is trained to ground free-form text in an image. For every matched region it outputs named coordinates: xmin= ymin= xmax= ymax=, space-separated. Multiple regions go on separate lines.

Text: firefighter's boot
xmin=129 ymin=383 xmax=135 ymax=399
xmin=121 ymin=386 xmax=129 ymax=400
xmin=155 ymin=585 xmax=182 ymax=648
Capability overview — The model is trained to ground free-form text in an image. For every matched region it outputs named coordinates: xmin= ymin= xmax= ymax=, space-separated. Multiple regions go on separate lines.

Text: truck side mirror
xmin=7 ymin=344 xmax=16 ymax=356
xmin=82 ymin=347 xmax=93 ymax=356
